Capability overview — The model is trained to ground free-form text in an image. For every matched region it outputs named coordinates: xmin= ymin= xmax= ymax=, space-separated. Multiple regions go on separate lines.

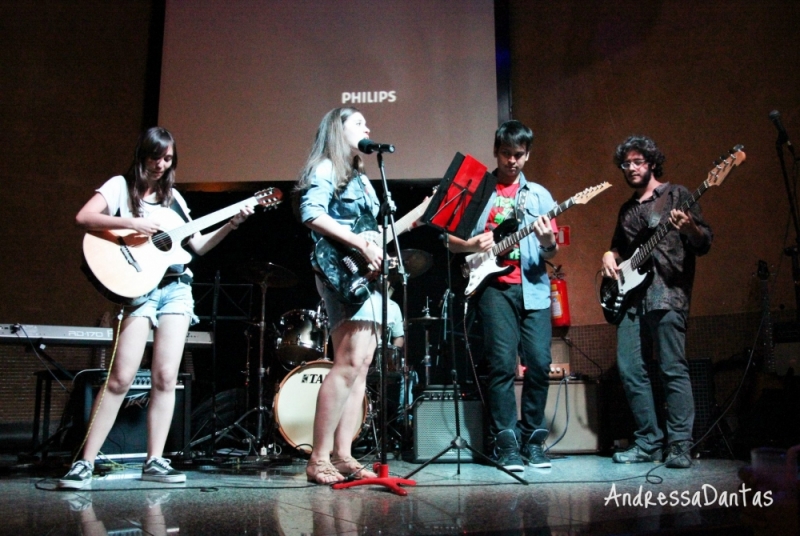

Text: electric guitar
xmin=82 ymin=188 xmax=283 ymax=303
xmin=314 ymin=192 xmax=434 ymax=305
xmin=461 ymin=182 xmax=612 ymax=296
xmin=598 ymin=146 xmax=745 ymax=324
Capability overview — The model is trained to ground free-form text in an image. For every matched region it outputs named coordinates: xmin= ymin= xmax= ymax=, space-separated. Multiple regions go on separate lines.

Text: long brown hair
xmin=295 ymin=107 xmax=365 ymax=194
xmin=123 ymin=127 xmax=178 ymax=217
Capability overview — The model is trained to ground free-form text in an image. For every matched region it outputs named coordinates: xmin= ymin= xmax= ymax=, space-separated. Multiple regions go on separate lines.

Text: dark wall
xmin=507 ymin=0 xmax=800 ymax=323
xmin=1 ymin=0 xmax=798 ymax=330
xmin=0 ymin=1 xmax=155 ymax=326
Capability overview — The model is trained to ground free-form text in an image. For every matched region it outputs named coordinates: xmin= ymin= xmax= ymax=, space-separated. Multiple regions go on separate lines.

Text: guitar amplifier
xmin=411 ymin=388 xmax=484 ymax=462
xmin=515 ymin=379 xmax=600 ymax=453
xmin=65 ymin=369 xmax=191 ymax=460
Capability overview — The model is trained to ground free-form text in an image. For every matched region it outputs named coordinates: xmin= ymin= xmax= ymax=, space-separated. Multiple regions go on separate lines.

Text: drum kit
xmin=218 ymin=249 xmax=435 ymax=458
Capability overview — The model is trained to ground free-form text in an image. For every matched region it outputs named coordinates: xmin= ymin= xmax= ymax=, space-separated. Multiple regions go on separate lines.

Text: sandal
xmin=331 ymin=455 xmax=377 ymax=480
xmin=306 ymin=459 xmax=344 ymax=484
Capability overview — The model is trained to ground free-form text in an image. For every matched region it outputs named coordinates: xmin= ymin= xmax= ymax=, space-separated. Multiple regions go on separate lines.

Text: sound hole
xmin=152 ymin=231 xmax=173 ymax=252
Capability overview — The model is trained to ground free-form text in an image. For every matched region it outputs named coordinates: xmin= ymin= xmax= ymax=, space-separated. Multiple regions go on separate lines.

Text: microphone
xmin=769 ymin=110 xmax=794 ymax=152
xmin=358 ymin=139 xmax=395 ymax=154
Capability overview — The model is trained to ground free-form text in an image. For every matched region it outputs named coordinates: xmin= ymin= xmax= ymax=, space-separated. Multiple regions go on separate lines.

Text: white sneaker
xmin=58 ymin=460 xmax=94 ymax=490
xmin=141 ymin=457 xmax=186 ymax=483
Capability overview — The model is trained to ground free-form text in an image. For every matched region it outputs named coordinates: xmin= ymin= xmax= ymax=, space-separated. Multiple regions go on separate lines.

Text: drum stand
xmin=222 ymin=280 xmax=276 ymax=454
xmin=187 ymin=272 xmax=259 ymax=457
xmin=189 ymin=279 xmax=276 ymax=457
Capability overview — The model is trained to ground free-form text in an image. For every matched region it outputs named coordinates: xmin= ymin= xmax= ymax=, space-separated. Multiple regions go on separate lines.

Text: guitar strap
xmin=169 ymin=197 xmax=190 ymax=223
xmin=165 ymin=196 xmax=191 ymax=279
xmin=515 ymin=185 xmax=529 ymax=223
xmin=648 ymin=186 xmax=670 ymax=229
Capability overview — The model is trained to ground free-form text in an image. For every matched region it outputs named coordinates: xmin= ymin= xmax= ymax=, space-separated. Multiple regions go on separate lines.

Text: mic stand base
xmin=401 ymin=429 xmax=529 ymax=485
xmin=332 ymin=462 xmax=417 ymax=496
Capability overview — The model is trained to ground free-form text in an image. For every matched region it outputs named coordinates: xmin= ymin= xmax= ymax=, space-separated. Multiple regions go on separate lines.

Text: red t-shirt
xmin=485 ymin=182 xmax=523 ymax=284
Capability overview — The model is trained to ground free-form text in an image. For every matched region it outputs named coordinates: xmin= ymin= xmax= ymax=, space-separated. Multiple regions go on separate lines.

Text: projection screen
xmin=159 ymin=0 xmax=498 ymax=184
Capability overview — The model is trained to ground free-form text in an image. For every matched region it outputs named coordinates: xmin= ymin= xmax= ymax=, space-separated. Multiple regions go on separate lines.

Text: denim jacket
xmin=468 ymin=172 xmax=556 ymax=310
xmin=298 ymin=159 xmax=380 ymax=267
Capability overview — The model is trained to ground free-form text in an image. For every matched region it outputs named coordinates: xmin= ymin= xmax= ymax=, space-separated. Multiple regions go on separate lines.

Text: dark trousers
xmin=617 ymin=309 xmax=695 ymax=451
xmin=478 ymin=283 xmax=552 ymax=441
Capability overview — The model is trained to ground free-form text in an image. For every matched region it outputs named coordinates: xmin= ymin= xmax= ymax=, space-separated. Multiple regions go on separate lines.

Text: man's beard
xmin=626 ymin=167 xmax=652 ymax=189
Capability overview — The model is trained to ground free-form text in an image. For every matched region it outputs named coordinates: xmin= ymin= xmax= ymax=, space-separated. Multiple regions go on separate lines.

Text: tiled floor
xmin=2 ymin=451 xmax=792 ymax=535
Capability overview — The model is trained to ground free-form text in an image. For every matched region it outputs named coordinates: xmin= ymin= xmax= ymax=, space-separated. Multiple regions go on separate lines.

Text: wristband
xmin=229 ymin=219 xmax=239 ymax=230
xmin=539 ymin=242 xmax=556 ymax=253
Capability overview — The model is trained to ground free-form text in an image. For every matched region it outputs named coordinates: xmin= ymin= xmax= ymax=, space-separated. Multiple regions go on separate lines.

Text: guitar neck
xmin=166 ymin=197 xmax=255 ymax=241
xmin=492 ymin=198 xmax=572 ymax=255
xmin=628 ymin=181 xmax=709 ymax=271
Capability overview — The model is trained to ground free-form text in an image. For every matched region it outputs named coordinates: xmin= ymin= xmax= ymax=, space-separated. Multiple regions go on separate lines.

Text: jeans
xmin=478 ymin=283 xmax=552 ymax=440
xmin=126 ymin=280 xmax=199 ymax=327
xmin=617 ymin=309 xmax=694 ymax=451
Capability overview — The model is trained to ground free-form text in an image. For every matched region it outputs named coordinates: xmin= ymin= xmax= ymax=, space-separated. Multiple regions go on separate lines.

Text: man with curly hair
xmin=601 ymin=135 xmax=713 ymax=469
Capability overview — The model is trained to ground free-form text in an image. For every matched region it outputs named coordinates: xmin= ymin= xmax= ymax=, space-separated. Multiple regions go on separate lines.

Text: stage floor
xmin=1 ymin=452 xmax=791 ymax=535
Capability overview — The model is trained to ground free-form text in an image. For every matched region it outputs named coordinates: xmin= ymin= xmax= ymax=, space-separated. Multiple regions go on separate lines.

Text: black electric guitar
xmin=598 ymin=146 xmax=745 ymax=324
xmin=460 ymin=182 xmax=611 ymax=296
xmin=314 ymin=193 xmax=433 ymax=305
xmin=83 ymin=188 xmax=283 ymax=303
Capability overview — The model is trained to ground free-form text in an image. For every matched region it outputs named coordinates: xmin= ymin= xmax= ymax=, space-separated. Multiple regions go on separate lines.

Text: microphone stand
xmin=332 ymin=150 xmax=416 ymax=496
xmin=774 ymin=135 xmax=800 ymax=323
xmin=402 ymin=237 xmax=527 ymax=484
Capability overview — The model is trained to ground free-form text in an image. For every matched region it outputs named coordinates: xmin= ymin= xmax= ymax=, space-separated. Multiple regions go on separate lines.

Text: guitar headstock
xmin=572 ymin=182 xmax=612 ymax=204
xmin=254 ymin=188 xmax=284 ymax=210
xmin=707 ymin=145 xmax=746 ymax=187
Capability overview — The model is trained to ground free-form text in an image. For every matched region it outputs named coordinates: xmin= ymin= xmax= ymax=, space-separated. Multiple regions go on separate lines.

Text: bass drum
xmin=273 ymin=360 xmax=367 ymax=454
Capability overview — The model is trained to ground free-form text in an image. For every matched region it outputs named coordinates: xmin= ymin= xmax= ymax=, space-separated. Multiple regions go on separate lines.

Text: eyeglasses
xmin=620 ymin=159 xmax=648 ymax=170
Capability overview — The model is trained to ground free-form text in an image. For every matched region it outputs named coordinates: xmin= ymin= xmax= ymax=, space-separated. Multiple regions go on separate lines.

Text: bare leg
xmin=147 ymin=314 xmax=190 ymax=458
xmin=81 ymin=316 xmax=151 ymax=462
xmin=307 ymin=321 xmax=377 ymax=483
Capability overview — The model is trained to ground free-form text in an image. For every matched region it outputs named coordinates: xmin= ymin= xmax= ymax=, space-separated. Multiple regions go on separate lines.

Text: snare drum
xmin=273 ymin=360 xmax=367 ymax=453
xmin=275 ymin=309 xmax=326 ymax=368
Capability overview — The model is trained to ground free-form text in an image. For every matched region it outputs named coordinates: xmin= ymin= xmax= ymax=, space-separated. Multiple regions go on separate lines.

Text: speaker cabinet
xmin=412 ymin=389 xmax=484 ymax=462
xmin=515 ymin=380 xmax=600 ymax=453
xmin=66 ymin=369 xmax=191 ymax=460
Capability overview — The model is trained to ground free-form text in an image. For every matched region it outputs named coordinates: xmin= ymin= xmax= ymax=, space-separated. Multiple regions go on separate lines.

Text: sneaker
xmin=521 ymin=429 xmax=551 ymax=468
xmin=612 ymin=444 xmax=662 ymax=464
xmin=58 ymin=460 xmax=94 ymax=490
xmin=492 ymin=429 xmax=525 ymax=472
xmin=664 ymin=441 xmax=692 ymax=469
xmin=142 ymin=457 xmax=186 ymax=483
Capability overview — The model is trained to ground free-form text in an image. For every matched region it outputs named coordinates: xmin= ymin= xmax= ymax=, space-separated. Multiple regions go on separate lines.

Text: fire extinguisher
xmin=548 ymin=263 xmax=571 ymax=327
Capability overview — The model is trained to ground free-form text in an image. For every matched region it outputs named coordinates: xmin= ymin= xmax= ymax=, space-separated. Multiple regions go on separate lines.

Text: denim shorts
xmin=124 ymin=280 xmax=199 ymax=327
xmin=315 ymin=275 xmax=382 ymax=333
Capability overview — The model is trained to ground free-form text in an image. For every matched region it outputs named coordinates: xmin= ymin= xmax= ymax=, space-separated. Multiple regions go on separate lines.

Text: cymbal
xmin=240 ymin=261 xmax=298 ymax=288
xmin=389 ymin=249 xmax=433 ymax=280
xmin=408 ymin=315 xmax=443 ymax=325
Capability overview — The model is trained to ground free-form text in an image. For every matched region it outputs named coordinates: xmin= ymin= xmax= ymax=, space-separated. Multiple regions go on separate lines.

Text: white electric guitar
xmin=462 ymin=182 xmax=611 ymax=296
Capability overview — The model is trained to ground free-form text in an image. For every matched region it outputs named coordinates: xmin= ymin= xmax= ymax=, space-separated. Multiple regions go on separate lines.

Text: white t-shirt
xmin=96 ymin=175 xmax=191 ymax=220
xmin=387 ymin=299 xmax=404 ymax=339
